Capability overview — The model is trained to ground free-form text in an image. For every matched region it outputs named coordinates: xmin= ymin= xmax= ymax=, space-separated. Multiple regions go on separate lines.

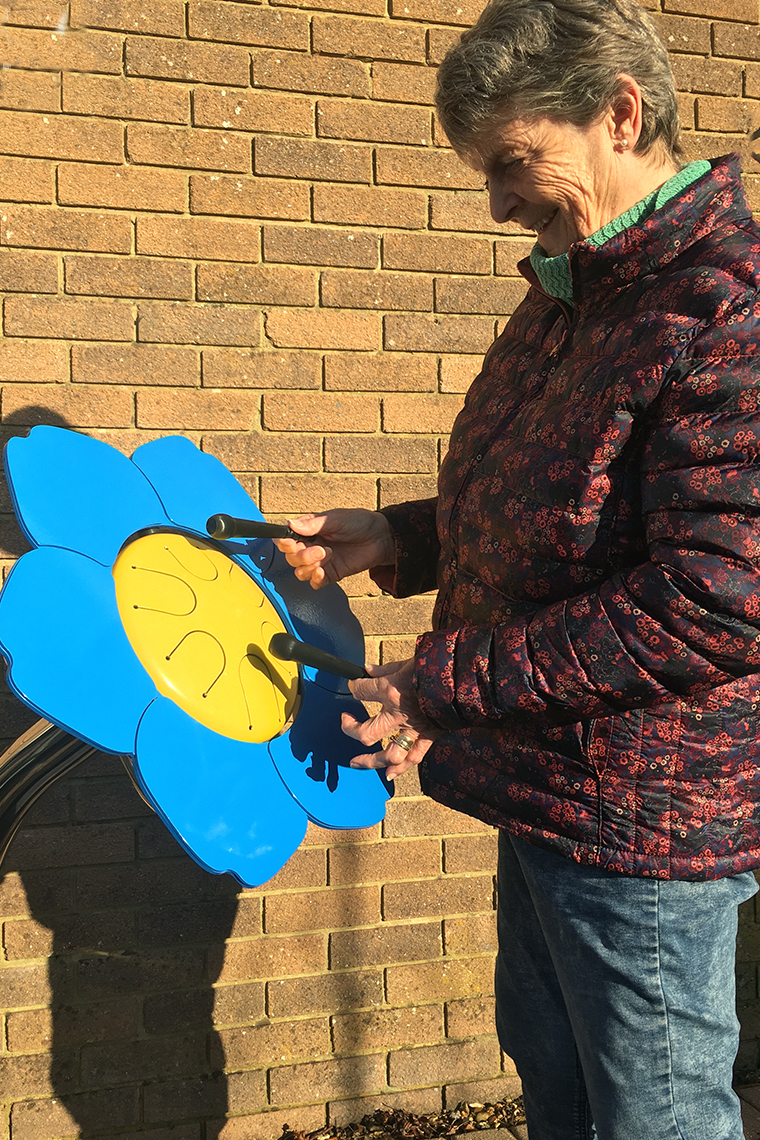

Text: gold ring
xmin=390 ymin=730 xmax=415 ymax=752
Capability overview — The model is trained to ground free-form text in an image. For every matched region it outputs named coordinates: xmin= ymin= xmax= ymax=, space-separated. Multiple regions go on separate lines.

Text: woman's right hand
xmin=275 ymin=508 xmax=395 ymax=589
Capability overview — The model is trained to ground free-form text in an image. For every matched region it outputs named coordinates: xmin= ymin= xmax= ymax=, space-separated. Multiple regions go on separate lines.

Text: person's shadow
xmin=0 ymin=413 xmax=243 ymax=1137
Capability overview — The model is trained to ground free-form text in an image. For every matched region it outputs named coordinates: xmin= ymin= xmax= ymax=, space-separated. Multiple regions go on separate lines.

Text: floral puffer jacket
xmin=375 ymin=155 xmax=760 ymax=879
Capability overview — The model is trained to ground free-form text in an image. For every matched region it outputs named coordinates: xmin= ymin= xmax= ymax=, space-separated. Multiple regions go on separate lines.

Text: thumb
xmin=286 ymin=514 xmax=328 ymax=539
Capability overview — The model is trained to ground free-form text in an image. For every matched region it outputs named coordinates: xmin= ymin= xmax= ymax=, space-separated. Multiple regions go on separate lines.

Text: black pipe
xmin=269 ymin=632 xmax=368 ymax=680
xmin=0 ymin=720 xmax=96 ymax=867
xmin=206 ymin=514 xmax=311 ymax=542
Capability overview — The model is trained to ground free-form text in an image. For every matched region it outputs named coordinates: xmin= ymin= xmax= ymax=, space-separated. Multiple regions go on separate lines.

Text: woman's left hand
xmin=343 ymin=658 xmax=439 ymax=781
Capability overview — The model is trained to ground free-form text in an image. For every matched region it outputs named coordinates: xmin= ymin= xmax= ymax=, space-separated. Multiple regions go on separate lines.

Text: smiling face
xmin=470 ymin=113 xmax=631 ymax=257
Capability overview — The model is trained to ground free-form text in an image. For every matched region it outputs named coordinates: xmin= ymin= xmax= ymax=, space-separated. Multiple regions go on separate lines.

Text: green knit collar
xmin=529 ymin=160 xmax=711 ymax=306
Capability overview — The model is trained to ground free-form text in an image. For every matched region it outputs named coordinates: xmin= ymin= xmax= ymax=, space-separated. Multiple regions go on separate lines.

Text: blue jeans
xmin=495 ymin=832 xmax=758 ymax=1140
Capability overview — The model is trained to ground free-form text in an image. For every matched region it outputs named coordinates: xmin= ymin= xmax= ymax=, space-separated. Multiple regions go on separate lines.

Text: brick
xmin=212 ymin=981 xmax=266 ymax=1026
xmin=263 ymin=391 xmax=378 ymax=431
xmin=0 ymin=25 xmax=122 ymax=72
xmin=313 ymin=15 xmax=426 ymax=61
xmin=202 ymin=349 xmax=321 ymax=389
xmin=325 ymin=353 xmax=436 ymax=392
xmin=349 ymin=594 xmax=435 ymax=635
xmin=494 ymin=238 xmax=534 ymax=276
xmin=333 ymin=1005 xmax=443 ymax=1054
xmin=0 ymin=339 xmax=68 ymax=384
xmin=392 ymin=0 xmax=481 ymax=20
xmin=444 ymin=1074 xmax=522 ymax=1110
xmin=671 ymin=54 xmax=742 ymax=95
xmin=255 ymin=137 xmax=371 ymax=183
xmin=193 ymin=86 xmax=313 ymax=135
xmin=0 ymin=868 xmax=68 ymax=915
xmin=198 ymin=263 xmax=315 ymax=306
xmin=2 ymin=383 xmax=133 ymax=427
xmin=5 ymin=909 xmax=134 ymax=959
xmin=81 ymin=1034 xmax=207 ymax=1086
xmin=189 ymin=0 xmax=308 ymax=48
xmin=265 ymin=226 xmax=378 ymax=270
xmin=382 ymin=393 xmax=463 ymax=433
xmin=330 ymin=1088 xmax=442 ymax=1127
xmin=0 ymin=1052 xmax=76 ymax=1099
xmin=143 ymin=1070 xmax=266 ymax=1123
xmin=0 ymin=156 xmax=53 ymax=203
xmin=680 ymin=130 xmax=745 ymax=163
xmin=384 ymin=232 xmax=491 ymax=275
xmin=268 ymin=969 xmax=382 ymax=1018
xmin=126 ymin=35 xmax=250 ymax=86
xmin=264 ymin=885 xmax=381 ymax=933
xmin=0 ymin=250 xmax=57 ymax=292
xmin=4 ymin=297 xmax=134 ymax=339
xmin=443 ymin=833 xmax=498 ymax=874
xmin=271 ymin=0 xmax=384 ymax=11
xmin=371 ymin=61 xmax=436 ymax=104
xmin=7 ymin=996 xmax=138 ymax=1051
xmin=435 ymin=276 xmax=527 ymax=316
xmin=313 ymin=184 xmax=426 ymax=230
xmin=0 ymin=961 xmax=50 ymax=1005
xmin=664 ymin=0 xmax=757 ymax=17
xmin=269 ymin=1053 xmax=386 ymax=1106
xmin=218 ymin=1107 xmax=326 ymax=1140
xmin=190 ymin=174 xmax=309 ymax=221
xmin=4 ymin=0 xmax=66 ymax=31
xmin=138 ymin=302 xmax=259 ymax=346
xmin=389 ymin=1037 xmax=500 ymax=1089
xmin=63 ymin=74 xmax=189 ymax=123
xmin=379 ymin=474 xmax=438 ymax=505
xmin=73 ymin=773 xmax=154 ymax=820
xmin=329 ymin=837 xmax=440 ymax=884
xmin=0 ymin=108 xmax=123 ymax=165
xmin=430 ymin=191 xmax=508 ymax=234
xmin=714 ymin=21 xmax=760 ymax=60
xmin=427 ymin=26 xmax=460 ymax=64
xmin=4 ymin=820 xmax=134 ymax=867
xmin=653 ymin=12 xmax=710 ymax=53
xmin=259 ymin=473 xmax=377 ymax=512
xmin=321 ymin=270 xmax=432 ymax=311
xmin=65 ymin=254 xmax=192 ymax=300
xmin=384 ymin=797 xmax=492 ymax=838
xmin=136 ymin=389 xmax=258 ymax=430
xmin=139 ymin=216 xmax=260 ymax=262
xmin=0 ymin=68 xmax=59 ymax=111
xmin=696 ymin=95 xmax=755 ymax=132
xmin=440 ymin=354 xmax=482 ymax=393
xmin=253 ymin=48 xmax=370 ymax=97
xmin=330 ymin=921 xmax=441 ymax=970
xmin=217 ymin=933 xmax=326 ymax=983
xmin=204 ymin=431 xmax=320 ymax=474
xmin=317 ymin=99 xmax=431 ymax=145
xmin=445 ymin=996 xmax=496 ymax=1039
xmin=265 ymin=309 xmax=380 ymax=350
xmin=444 ymin=912 xmax=497 ymax=957
xmin=678 ymin=90 xmax=695 ymax=130
xmin=11 ymin=1089 xmax=138 ymax=1140
xmin=385 ymin=314 xmax=495 ymax=354
xmin=72 ymin=343 xmax=198 ymax=387
xmin=59 ymin=162 xmax=186 ymax=212
xmin=128 ymin=122 xmax=251 ymax=173
xmin=378 ymin=146 xmax=482 ymax=190
xmin=1 ymin=205 xmax=131 ymax=253
xmin=384 ymin=875 xmax=493 ymax=921
xmin=72 ymin=0 xmax=185 ymax=34
xmin=325 ymin=434 xmax=436 ymax=473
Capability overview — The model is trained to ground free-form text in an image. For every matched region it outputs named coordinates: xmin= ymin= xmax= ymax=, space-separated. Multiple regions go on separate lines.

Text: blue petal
xmin=0 ymin=547 xmax=156 ymax=753
xmin=269 ymin=682 xmax=390 ymax=829
xmin=4 ymin=426 xmax=169 ymax=566
xmin=262 ymin=551 xmax=367 ymax=694
xmin=135 ymin=697 xmax=306 ymax=887
xmin=131 ymin=436 xmax=264 ymax=536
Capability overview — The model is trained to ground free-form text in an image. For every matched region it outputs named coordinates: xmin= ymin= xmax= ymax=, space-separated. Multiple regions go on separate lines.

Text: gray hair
xmin=435 ymin=0 xmax=682 ymax=160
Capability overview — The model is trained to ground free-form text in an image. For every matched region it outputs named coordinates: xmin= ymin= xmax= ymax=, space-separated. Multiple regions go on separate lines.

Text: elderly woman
xmin=279 ymin=0 xmax=760 ymax=1136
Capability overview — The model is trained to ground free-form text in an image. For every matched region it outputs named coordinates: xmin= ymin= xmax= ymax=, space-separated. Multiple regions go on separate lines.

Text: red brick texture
xmin=1 ymin=0 xmax=760 ymax=1130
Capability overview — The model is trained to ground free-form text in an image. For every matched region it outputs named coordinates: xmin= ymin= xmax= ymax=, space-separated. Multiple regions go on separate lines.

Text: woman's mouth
xmin=533 ymin=210 xmax=558 ymax=236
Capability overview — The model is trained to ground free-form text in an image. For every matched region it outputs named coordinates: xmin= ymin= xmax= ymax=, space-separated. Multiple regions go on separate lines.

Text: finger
xmin=286 ymin=514 xmax=326 ymax=537
xmin=341 ymin=710 xmax=403 ymax=746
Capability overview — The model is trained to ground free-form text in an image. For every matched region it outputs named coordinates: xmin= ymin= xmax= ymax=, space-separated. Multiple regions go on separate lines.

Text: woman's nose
xmin=488 ymin=181 xmax=519 ymax=224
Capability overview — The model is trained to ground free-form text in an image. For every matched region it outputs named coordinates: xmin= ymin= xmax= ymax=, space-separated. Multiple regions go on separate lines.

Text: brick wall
xmin=1 ymin=0 xmax=760 ymax=1135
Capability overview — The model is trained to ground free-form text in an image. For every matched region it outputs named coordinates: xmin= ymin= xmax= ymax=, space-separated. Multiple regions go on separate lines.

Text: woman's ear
xmin=608 ymin=72 xmax=644 ymax=150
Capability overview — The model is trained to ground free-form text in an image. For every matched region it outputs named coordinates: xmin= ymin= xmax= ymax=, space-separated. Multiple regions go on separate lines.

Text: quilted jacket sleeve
xmin=414 ymin=325 xmax=760 ymax=731
xmin=369 ymin=497 xmax=440 ymax=597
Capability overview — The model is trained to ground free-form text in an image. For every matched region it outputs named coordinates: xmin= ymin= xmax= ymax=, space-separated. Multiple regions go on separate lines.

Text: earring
xmin=617 ymin=138 xmax=629 ymax=151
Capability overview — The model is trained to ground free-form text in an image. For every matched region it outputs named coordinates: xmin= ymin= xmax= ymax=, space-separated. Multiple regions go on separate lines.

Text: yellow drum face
xmin=113 ymin=532 xmax=299 ymax=743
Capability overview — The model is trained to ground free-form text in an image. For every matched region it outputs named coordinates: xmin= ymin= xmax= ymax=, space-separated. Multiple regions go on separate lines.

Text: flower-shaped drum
xmin=0 ymin=427 xmax=389 ymax=886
